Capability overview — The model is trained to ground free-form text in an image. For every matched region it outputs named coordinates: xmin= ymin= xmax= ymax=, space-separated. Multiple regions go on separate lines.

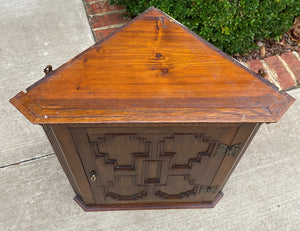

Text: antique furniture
xmin=10 ymin=7 xmax=295 ymax=211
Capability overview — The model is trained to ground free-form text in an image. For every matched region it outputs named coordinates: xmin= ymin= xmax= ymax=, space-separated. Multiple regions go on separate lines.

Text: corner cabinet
xmin=42 ymin=123 xmax=260 ymax=210
xmin=10 ymin=7 xmax=294 ymax=211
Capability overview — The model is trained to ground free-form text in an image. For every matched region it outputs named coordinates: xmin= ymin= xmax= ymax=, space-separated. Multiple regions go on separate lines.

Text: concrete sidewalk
xmin=1 ymin=1 xmax=299 ymax=230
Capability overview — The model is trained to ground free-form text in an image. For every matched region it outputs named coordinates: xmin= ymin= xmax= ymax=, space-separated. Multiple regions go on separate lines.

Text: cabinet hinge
xmin=214 ymin=143 xmax=242 ymax=157
xmin=198 ymin=185 xmax=218 ymax=193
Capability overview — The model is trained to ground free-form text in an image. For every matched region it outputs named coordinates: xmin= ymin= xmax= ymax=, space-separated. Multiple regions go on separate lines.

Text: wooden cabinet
xmin=42 ymin=123 xmax=260 ymax=210
xmin=10 ymin=7 xmax=294 ymax=211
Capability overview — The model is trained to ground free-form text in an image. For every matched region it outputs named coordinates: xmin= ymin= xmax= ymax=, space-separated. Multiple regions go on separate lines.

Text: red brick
xmin=264 ymin=56 xmax=296 ymax=90
xmin=281 ymin=52 xmax=300 ymax=83
xmin=93 ymin=28 xmax=119 ymax=42
xmin=86 ymin=1 xmax=125 ymax=16
xmin=90 ymin=12 xmax=129 ymax=29
xmin=247 ymin=59 xmax=269 ymax=78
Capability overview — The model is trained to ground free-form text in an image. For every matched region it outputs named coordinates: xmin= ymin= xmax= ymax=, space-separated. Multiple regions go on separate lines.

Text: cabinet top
xmin=10 ymin=7 xmax=294 ymax=124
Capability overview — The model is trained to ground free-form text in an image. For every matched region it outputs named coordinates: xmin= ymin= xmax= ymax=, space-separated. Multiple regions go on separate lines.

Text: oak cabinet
xmin=10 ymin=7 xmax=294 ymax=211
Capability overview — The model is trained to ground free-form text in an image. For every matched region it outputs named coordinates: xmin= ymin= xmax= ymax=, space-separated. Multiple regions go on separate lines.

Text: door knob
xmin=90 ymin=171 xmax=97 ymax=182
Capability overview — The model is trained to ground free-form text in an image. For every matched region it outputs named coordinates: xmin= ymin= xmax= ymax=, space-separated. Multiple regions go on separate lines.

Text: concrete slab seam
xmin=0 ymin=153 xmax=55 ymax=169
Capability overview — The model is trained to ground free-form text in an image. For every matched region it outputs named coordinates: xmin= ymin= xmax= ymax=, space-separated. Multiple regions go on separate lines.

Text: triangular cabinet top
xmin=10 ymin=7 xmax=295 ymax=124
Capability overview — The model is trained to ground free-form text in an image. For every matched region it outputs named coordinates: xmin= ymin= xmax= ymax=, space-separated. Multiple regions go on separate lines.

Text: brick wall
xmin=247 ymin=52 xmax=300 ymax=91
xmin=83 ymin=0 xmax=130 ymax=41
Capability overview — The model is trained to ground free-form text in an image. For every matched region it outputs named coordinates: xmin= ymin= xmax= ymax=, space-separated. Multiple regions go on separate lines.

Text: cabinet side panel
xmin=50 ymin=125 xmax=95 ymax=205
xmin=205 ymin=123 xmax=261 ymax=201
xmin=217 ymin=123 xmax=262 ymax=191
xmin=42 ymin=124 xmax=80 ymax=196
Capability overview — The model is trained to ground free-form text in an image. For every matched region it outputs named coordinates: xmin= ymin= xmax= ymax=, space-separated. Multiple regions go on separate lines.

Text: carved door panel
xmin=70 ymin=126 xmax=239 ymax=205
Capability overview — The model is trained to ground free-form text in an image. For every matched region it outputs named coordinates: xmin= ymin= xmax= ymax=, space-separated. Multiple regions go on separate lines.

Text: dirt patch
xmin=234 ymin=33 xmax=299 ymax=62
xmin=234 ymin=17 xmax=300 ymax=62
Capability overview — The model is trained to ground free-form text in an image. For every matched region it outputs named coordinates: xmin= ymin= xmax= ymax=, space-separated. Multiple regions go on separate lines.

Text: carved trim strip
xmin=106 ymin=191 xmax=147 ymax=201
xmin=155 ymin=186 xmax=197 ymax=199
xmin=198 ymin=185 xmax=218 ymax=194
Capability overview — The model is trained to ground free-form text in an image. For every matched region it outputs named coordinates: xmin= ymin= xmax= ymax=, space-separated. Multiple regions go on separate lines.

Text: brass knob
xmin=258 ymin=68 xmax=266 ymax=77
xmin=44 ymin=65 xmax=52 ymax=75
xmin=90 ymin=171 xmax=97 ymax=182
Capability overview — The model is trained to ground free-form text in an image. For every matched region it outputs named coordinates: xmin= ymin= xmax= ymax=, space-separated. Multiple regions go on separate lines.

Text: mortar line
xmin=292 ymin=51 xmax=300 ymax=62
xmin=89 ymin=9 xmax=126 ymax=18
xmin=0 ymin=153 xmax=55 ymax=169
xmin=260 ymin=60 xmax=281 ymax=90
xmin=277 ymin=54 xmax=297 ymax=84
xmin=87 ymin=0 xmax=107 ymax=5
xmin=92 ymin=23 xmax=126 ymax=31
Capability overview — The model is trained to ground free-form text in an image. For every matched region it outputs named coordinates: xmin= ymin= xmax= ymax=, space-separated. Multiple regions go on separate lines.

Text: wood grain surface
xmin=9 ymin=7 xmax=294 ymax=123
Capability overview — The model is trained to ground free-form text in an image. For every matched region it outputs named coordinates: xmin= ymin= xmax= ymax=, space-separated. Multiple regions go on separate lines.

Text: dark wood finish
xmin=70 ymin=124 xmax=238 ymax=205
xmin=50 ymin=125 xmax=95 ymax=204
xmin=74 ymin=192 xmax=224 ymax=211
xmin=42 ymin=124 xmax=81 ymax=197
xmin=217 ymin=123 xmax=262 ymax=193
xmin=9 ymin=7 xmax=295 ymax=211
xmin=202 ymin=123 xmax=260 ymax=202
xmin=10 ymin=8 xmax=294 ymax=124
xmin=41 ymin=122 xmax=262 ymax=210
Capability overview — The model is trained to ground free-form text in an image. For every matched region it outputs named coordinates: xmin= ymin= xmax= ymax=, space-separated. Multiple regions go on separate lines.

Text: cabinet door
xmin=70 ymin=125 xmax=240 ymax=205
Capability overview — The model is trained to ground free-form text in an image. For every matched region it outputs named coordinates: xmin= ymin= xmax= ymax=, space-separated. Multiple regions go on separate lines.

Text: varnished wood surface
xmin=10 ymin=7 xmax=294 ymax=124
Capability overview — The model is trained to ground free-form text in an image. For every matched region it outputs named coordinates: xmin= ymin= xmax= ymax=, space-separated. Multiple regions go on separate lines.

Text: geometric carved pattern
xmin=91 ymin=134 xmax=150 ymax=170
xmin=159 ymin=134 xmax=217 ymax=169
xmin=154 ymin=174 xmax=198 ymax=200
xmin=106 ymin=191 xmax=147 ymax=201
xmin=155 ymin=134 xmax=219 ymax=199
xmin=143 ymin=160 xmax=163 ymax=184
xmin=155 ymin=186 xmax=197 ymax=199
xmin=89 ymin=133 xmax=222 ymax=202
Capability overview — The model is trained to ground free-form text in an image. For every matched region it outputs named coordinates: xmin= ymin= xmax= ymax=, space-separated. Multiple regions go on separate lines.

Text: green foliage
xmin=110 ymin=0 xmax=300 ymax=55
